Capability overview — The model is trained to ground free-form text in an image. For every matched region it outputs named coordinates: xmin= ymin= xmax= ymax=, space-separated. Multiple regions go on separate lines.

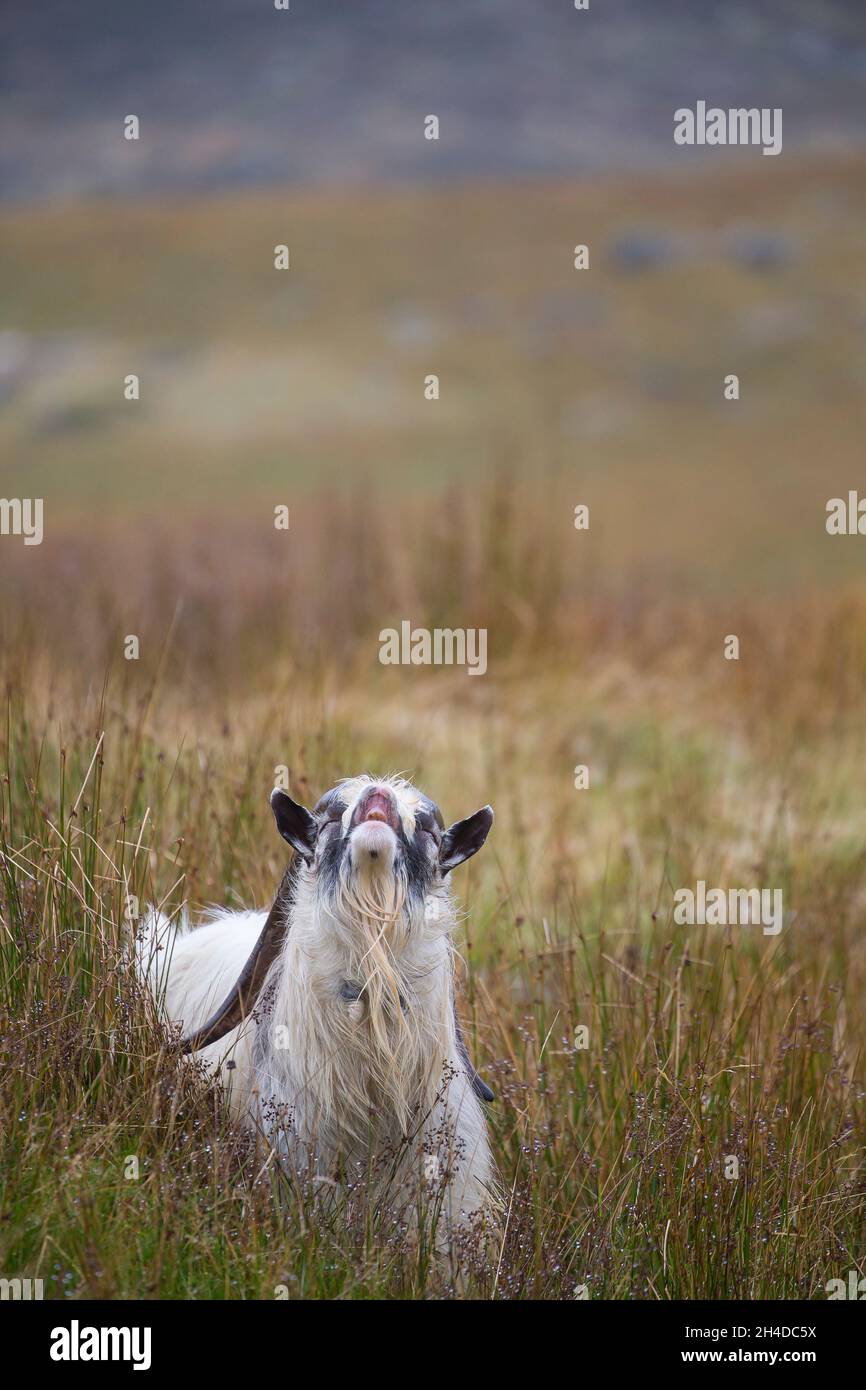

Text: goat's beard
xmin=324 ymin=860 xmax=434 ymax=1137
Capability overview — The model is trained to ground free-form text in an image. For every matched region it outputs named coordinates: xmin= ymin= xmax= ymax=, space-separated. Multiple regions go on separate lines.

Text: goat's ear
xmin=270 ymin=789 xmax=318 ymax=862
xmin=439 ymin=805 xmax=494 ymax=874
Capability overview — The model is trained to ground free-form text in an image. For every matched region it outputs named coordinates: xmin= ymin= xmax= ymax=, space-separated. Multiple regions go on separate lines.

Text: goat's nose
xmin=351 ymin=786 xmax=400 ymax=832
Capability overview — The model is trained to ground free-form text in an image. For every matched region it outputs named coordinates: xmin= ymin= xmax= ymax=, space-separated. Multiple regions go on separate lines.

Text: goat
xmin=137 ymin=775 xmax=497 ymax=1234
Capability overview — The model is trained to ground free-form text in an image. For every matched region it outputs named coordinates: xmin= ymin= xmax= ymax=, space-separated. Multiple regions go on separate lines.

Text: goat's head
xmin=272 ymin=774 xmax=493 ymax=925
xmin=179 ymin=775 xmax=494 ymax=1070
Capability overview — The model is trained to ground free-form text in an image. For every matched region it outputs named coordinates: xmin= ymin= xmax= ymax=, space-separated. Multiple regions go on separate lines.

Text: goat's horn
xmin=177 ymin=865 xmax=294 ymax=1055
xmin=454 ymin=1008 xmax=495 ymax=1103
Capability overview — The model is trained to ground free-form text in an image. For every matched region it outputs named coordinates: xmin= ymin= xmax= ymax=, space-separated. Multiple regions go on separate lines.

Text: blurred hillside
xmin=2 ymin=152 xmax=865 ymax=598
xmin=3 ymin=0 xmax=866 ymax=201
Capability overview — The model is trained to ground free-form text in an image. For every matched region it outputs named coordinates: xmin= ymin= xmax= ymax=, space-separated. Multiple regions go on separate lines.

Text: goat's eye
xmin=415 ymin=811 xmax=440 ymax=840
xmin=321 ymin=808 xmax=344 ymax=837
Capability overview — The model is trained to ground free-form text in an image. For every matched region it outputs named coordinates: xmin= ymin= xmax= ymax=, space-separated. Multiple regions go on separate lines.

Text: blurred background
xmin=2 ymin=0 xmax=866 ymax=612
xmin=1 ymin=0 xmax=866 ymax=745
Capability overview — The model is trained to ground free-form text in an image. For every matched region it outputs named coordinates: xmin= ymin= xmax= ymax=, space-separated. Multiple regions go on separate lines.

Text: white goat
xmin=138 ymin=775 xmax=497 ymax=1234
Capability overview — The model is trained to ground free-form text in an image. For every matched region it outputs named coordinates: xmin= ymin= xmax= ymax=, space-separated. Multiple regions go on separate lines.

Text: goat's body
xmin=142 ymin=909 xmax=262 ymax=1114
xmin=139 ymin=895 xmax=494 ymax=1229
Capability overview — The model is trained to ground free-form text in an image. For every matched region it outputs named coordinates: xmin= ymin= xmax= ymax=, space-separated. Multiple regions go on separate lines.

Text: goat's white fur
xmin=137 ymin=776 xmax=495 ymax=1234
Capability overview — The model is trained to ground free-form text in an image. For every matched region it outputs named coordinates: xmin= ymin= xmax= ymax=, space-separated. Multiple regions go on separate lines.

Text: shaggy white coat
xmin=138 ymin=779 xmax=495 ymax=1231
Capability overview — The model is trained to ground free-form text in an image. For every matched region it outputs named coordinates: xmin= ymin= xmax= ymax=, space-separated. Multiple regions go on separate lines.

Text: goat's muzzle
xmin=349 ymin=786 xmax=401 ymax=869
xmin=350 ymin=785 xmax=400 ymax=832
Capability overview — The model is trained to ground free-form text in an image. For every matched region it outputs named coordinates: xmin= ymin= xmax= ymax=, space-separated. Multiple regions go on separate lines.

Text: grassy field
xmin=1 ymin=156 xmax=865 ymax=1298
xmin=1 ymin=487 xmax=865 ymax=1299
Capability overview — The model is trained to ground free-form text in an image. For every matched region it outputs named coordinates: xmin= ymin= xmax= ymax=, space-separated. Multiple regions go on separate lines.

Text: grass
xmin=1 ymin=480 xmax=865 ymax=1299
